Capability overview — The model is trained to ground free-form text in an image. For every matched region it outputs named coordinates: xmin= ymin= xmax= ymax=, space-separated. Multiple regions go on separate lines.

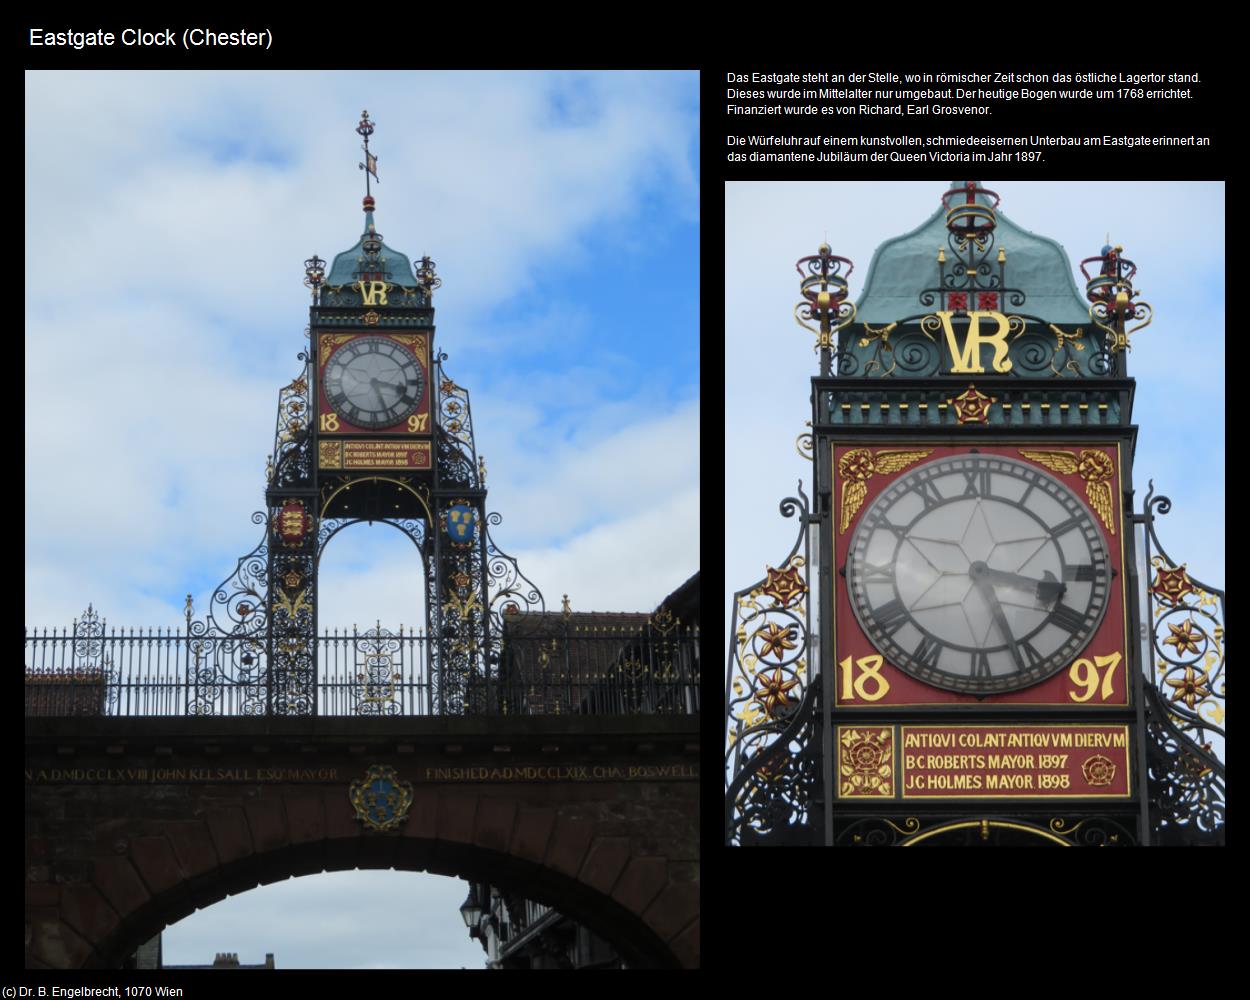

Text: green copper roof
xmin=325 ymin=209 xmax=417 ymax=287
xmin=855 ymin=182 xmax=1090 ymax=325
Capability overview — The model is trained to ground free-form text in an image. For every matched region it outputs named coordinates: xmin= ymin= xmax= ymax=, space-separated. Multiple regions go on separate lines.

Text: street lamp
xmin=460 ymin=887 xmax=483 ymax=934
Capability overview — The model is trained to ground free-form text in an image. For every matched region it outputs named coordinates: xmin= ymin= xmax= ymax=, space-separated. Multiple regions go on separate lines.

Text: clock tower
xmin=262 ymin=111 xmax=498 ymax=716
xmin=727 ymin=182 xmax=1225 ymax=846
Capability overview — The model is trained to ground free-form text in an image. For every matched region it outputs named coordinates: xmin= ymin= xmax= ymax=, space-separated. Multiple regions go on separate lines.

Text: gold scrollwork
xmin=858 ymin=321 xmax=897 ymax=348
xmin=1048 ymin=323 xmax=1087 ymax=352
xmin=796 ymin=421 xmax=814 ymax=460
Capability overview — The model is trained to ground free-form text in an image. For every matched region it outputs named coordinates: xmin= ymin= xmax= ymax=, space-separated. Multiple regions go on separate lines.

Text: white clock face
xmin=323 ymin=337 xmax=424 ymax=430
xmin=846 ymin=453 xmax=1112 ymax=694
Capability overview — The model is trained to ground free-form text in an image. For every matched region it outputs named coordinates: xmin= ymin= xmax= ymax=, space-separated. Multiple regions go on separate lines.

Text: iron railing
xmin=24 ymin=615 xmax=700 ymax=719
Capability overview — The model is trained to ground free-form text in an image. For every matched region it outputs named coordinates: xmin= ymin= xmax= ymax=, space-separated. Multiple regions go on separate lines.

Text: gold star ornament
xmin=1163 ymin=619 xmax=1204 ymax=658
xmin=755 ymin=622 xmax=798 ymax=661
xmin=753 ymin=667 xmax=800 ymax=718
xmin=1165 ymin=665 xmax=1214 ymax=710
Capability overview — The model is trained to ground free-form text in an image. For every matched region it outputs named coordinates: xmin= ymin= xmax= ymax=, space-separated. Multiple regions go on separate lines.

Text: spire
xmin=357 ymin=109 xmax=378 ymax=200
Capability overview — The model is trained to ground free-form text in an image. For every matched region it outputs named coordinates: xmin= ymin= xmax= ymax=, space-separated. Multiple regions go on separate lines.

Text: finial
xmin=303 ymin=254 xmax=326 ymax=303
xmin=478 ymin=455 xmax=487 ymax=485
xmin=415 ymin=255 xmax=442 ymax=295
xmin=184 ymin=594 xmax=193 ymax=627
xmin=357 ymin=110 xmax=378 ymax=199
xmin=562 ymin=594 xmax=572 ymax=619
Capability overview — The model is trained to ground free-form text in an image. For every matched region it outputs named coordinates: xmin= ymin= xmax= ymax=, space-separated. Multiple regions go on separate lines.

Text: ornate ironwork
xmin=269 ymin=364 xmax=314 ymax=490
xmin=25 ymin=623 xmax=696 ymax=719
xmin=726 ymin=483 xmax=817 ymax=844
xmin=484 ymin=512 xmax=547 ymax=634
xmin=303 ymin=254 xmax=326 ymax=304
xmin=1137 ymin=483 xmax=1225 ymax=844
xmin=435 ymin=355 xmax=480 ymax=487
xmin=349 ymin=624 xmax=405 ymax=715
xmin=1081 ymin=243 xmax=1153 ymax=355
xmin=832 ymin=814 xmax=1138 ymax=846
xmin=726 ymin=685 xmax=820 ymax=846
xmin=24 ymin=604 xmax=119 ymax=716
xmin=415 ymin=255 xmax=442 ymax=296
xmin=794 ymin=245 xmax=856 ymax=373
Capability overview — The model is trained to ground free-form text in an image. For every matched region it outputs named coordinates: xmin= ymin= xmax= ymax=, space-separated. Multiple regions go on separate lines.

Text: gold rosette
xmin=1081 ymin=754 xmax=1116 ymax=788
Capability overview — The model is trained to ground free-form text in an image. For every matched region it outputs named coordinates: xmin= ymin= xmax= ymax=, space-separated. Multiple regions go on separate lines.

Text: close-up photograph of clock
xmin=844 ymin=451 xmax=1111 ymax=696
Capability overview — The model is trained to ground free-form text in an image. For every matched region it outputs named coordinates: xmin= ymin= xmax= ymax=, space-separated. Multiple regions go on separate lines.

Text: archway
xmin=94 ymin=831 xmax=682 ymax=969
xmin=157 ymin=869 xmax=481 ymax=968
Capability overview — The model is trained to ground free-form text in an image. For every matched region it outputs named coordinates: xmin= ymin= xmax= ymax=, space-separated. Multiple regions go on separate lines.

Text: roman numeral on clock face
xmin=1064 ymin=564 xmax=1098 ymax=582
xmin=860 ymin=562 xmax=893 ymax=583
xmin=914 ymin=636 xmax=942 ymax=669
xmin=872 ymin=599 xmax=911 ymax=635
xmin=971 ymin=651 xmax=991 ymax=677
xmin=1017 ymin=639 xmax=1044 ymax=668
xmin=916 ymin=478 xmax=944 ymax=509
xmin=1048 ymin=603 xmax=1089 ymax=634
xmin=963 ymin=467 xmax=993 ymax=497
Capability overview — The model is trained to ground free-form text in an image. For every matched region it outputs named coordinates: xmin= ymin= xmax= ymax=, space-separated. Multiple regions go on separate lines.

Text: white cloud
xmin=25 ymin=71 xmax=698 ymax=629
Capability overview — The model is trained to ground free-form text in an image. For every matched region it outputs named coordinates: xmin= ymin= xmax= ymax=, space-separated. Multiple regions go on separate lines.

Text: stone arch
xmin=28 ymin=779 xmax=698 ymax=969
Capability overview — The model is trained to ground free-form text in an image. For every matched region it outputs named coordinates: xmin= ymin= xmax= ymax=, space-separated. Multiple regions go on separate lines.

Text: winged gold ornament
xmin=274 ymin=588 xmax=310 ymax=619
xmin=838 ymin=448 xmax=933 ymax=533
xmin=1019 ymin=449 xmax=1116 ymax=536
xmin=443 ymin=588 xmax=481 ymax=622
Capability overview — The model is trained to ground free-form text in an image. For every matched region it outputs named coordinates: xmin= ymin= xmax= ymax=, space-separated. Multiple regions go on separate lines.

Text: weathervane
xmin=357 ymin=109 xmax=378 ymax=197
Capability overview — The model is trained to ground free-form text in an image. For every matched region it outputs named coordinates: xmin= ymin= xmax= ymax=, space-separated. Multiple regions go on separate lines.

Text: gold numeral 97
xmin=408 ymin=413 xmax=428 ymax=432
xmin=1068 ymin=652 xmax=1122 ymax=702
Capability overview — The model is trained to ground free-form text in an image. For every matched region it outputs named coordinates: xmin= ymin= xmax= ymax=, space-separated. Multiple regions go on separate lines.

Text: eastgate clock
xmin=322 ymin=335 xmax=425 ymax=430
xmin=845 ymin=452 xmax=1111 ymax=695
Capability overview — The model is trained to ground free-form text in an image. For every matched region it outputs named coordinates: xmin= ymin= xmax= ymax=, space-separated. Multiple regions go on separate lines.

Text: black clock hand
xmin=973 ymin=566 xmax=1066 ymax=604
xmin=972 ymin=574 xmax=1024 ymax=672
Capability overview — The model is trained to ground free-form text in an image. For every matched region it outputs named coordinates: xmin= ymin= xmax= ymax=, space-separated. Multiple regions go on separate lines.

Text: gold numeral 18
xmin=320 ymin=412 xmax=340 ymax=433
xmin=838 ymin=654 xmax=890 ymax=702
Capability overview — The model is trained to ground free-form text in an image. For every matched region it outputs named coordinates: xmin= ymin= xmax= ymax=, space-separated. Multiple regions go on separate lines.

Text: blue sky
xmin=25 ymin=69 xmax=698 ymax=969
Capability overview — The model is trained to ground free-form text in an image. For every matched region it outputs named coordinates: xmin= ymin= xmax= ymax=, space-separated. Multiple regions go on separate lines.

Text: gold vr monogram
xmin=935 ymin=310 xmax=1013 ymax=373
xmin=354 ymin=280 xmax=390 ymax=305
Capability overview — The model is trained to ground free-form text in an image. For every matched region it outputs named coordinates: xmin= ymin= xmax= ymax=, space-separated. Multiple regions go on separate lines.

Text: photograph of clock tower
xmin=725 ymin=180 xmax=1224 ymax=847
